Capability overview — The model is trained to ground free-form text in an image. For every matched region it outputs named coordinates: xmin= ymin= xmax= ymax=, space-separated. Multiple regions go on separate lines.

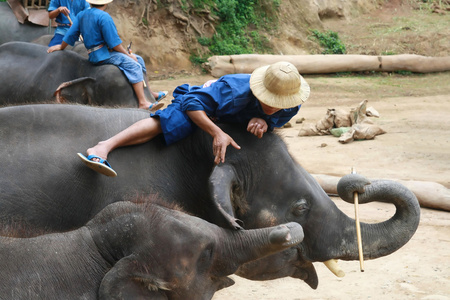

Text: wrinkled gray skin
xmin=0 ymin=3 xmax=54 ymax=45
xmin=0 ymin=41 xmax=154 ymax=107
xmin=32 ymin=34 xmax=88 ymax=58
xmin=0 ymin=104 xmax=421 ymax=289
xmin=0 ymin=200 xmax=304 ymax=300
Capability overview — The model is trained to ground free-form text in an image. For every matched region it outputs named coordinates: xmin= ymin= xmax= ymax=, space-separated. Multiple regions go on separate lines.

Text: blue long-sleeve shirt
xmin=48 ymin=0 xmax=90 ymax=25
xmin=154 ymin=74 xmax=301 ymax=145
xmin=63 ymin=8 xmax=122 ymax=63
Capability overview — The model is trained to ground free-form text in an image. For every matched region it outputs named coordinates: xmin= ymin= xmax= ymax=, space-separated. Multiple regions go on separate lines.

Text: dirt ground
xmin=149 ymin=71 xmax=450 ymax=299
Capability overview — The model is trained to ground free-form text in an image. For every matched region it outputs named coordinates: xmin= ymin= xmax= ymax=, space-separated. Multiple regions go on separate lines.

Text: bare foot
xmin=86 ymin=142 xmax=110 ymax=162
xmin=139 ymin=100 xmax=153 ymax=110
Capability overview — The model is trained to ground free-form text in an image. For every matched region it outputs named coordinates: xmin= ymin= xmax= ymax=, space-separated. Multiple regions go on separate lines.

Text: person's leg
xmin=142 ymin=73 xmax=161 ymax=100
xmin=102 ymin=52 xmax=154 ymax=109
xmin=86 ymin=117 xmax=162 ymax=162
xmin=131 ymin=81 xmax=154 ymax=110
xmin=135 ymin=55 xmax=167 ymax=101
xmin=48 ymin=33 xmax=65 ymax=47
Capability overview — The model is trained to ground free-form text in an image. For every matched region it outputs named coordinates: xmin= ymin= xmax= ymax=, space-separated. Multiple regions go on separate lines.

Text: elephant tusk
xmin=324 ymin=259 xmax=345 ymax=277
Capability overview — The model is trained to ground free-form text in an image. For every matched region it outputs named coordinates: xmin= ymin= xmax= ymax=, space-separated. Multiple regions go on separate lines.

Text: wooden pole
xmin=67 ymin=15 xmax=84 ymax=42
xmin=352 ymin=167 xmax=365 ymax=272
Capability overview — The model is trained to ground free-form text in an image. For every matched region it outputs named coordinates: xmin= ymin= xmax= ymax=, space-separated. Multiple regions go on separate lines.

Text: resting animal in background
xmin=0 ymin=3 xmax=54 ymax=45
xmin=32 ymin=34 xmax=88 ymax=58
xmin=0 ymin=41 xmax=156 ymax=108
xmin=0 ymin=200 xmax=304 ymax=300
xmin=47 ymin=0 xmax=168 ymax=109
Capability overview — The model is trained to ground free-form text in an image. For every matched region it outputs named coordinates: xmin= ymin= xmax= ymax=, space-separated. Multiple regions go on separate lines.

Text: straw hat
xmin=250 ymin=61 xmax=310 ymax=109
xmin=86 ymin=0 xmax=113 ymax=5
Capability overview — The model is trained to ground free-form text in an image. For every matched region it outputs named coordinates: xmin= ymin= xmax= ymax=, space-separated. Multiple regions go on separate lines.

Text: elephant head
xmin=90 ymin=201 xmax=304 ymax=299
xmin=208 ymin=141 xmax=420 ymax=289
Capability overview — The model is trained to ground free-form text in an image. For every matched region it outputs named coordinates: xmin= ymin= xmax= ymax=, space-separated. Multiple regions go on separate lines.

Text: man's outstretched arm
xmin=186 ymin=110 xmax=240 ymax=164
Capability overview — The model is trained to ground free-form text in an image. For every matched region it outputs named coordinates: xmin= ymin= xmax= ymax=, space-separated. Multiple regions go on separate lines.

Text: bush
xmin=311 ymin=30 xmax=346 ymax=54
xmin=192 ymin=0 xmax=279 ymax=59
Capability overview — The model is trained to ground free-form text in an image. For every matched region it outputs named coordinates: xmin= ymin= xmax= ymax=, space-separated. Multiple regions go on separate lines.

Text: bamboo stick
xmin=352 ymin=167 xmax=365 ymax=272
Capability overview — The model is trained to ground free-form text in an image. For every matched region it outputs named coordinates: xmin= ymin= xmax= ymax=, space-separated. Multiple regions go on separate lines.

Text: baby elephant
xmin=0 ymin=200 xmax=303 ymax=300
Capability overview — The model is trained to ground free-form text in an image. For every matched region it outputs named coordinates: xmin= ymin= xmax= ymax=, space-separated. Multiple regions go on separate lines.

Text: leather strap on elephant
xmin=54 ymin=77 xmax=95 ymax=104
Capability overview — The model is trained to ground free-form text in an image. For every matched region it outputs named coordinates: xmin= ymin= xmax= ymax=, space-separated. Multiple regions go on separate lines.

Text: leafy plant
xmin=311 ymin=30 xmax=347 ymax=54
xmin=193 ymin=0 xmax=279 ymax=57
xmin=382 ymin=50 xmax=397 ymax=55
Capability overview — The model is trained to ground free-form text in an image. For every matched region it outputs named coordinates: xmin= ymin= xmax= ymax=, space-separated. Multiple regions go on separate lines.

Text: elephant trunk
xmin=333 ymin=174 xmax=421 ymax=260
xmin=219 ymin=222 xmax=304 ymax=272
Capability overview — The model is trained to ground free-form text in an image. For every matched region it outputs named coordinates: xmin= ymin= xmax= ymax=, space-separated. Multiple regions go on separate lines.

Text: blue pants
xmin=151 ymin=84 xmax=207 ymax=145
xmin=97 ymin=51 xmax=147 ymax=84
xmin=48 ymin=33 xmax=65 ymax=47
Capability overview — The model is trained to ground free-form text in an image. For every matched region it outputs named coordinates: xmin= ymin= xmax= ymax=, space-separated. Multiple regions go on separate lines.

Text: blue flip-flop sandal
xmin=156 ymin=91 xmax=168 ymax=101
xmin=148 ymin=101 xmax=164 ymax=111
xmin=77 ymin=153 xmax=117 ymax=177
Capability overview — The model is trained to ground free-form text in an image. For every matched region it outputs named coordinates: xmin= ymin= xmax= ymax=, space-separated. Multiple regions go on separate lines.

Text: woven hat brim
xmin=250 ymin=64 xmax=310 ymax=109
xmin=86 ymin=0 xmax=113 ymax=5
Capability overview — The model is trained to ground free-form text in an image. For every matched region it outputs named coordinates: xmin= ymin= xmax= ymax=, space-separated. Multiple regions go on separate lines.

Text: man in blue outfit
xmin=47 ymin=0 xmax=167 ymax=110
xmin=77 ymin=61 xmax=311 ymax=177
xmin=47 ymin=0 xmax=90 ymax=47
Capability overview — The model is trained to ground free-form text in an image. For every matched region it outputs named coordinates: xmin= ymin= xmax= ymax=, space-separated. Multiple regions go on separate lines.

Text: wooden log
xmin=381 ymin=54 xmax=450 ymax=73
xmin=206 ymin=54 xmax=450 ymax=77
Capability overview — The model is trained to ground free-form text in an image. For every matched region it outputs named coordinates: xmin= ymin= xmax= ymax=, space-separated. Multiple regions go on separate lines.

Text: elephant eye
xmin=292 ymin=199 xmax=309 ymax=217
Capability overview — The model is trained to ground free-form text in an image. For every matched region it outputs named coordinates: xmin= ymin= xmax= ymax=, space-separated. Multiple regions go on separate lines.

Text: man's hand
xmin=186 ymin=110 xmax=241 ymax=164
xmin=212 ymin=130 xmax=241 ymax=165
xmin=129 ymin=53 xmax=138 ymax=62
xmin=247 ymin=117 xmax=268 ymax=138
xmin=58 ymin=6 xmax=70 ymax=17
xmin=47 ymin=45 xmax=62 ymax=53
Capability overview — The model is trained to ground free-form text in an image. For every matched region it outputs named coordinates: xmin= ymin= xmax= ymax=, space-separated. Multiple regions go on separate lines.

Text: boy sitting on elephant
xmin=47 ymin=0 xmax=167 ymax=110
xmin=47 ymin=0 xmax=90 ymax=47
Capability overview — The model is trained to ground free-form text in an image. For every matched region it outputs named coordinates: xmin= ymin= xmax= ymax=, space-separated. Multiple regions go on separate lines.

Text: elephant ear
xmin=53 ymin=77 xmax=96 ymax=105
xmin=99 ymin=256 xmax=169 ymax=300
xmin=208 ymin=164 xmax=245 ymax=230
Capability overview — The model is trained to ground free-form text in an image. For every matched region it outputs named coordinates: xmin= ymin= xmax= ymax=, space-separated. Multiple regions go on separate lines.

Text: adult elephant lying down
xmin=0 ymin=104 xmax=421 ymax=289
xmin=0 ymin=199 xmax=304 ymax=300
xmin=32 ymin=34 xmax=88 ymax=58
xmin=0 ymin=41 xmax=154 ymax=107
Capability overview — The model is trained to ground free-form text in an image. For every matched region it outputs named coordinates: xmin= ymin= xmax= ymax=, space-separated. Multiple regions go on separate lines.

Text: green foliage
xmin=192 ymin=0 xmax=215 ymax=9
xmin=141 ymin=17 xmax=149 ymax=26
xmin=382 ymin=50 xmax=397 ymax=55
xmin=192 ymin=0 xmax=279 ymax=57
xmin=394 ymin=70 xmax=413 ymax=75
xmin=189 ymin=54 xmax=208 ymax=65
xmin=416 ymin=0 xmax=446 ymax=11
xmin=197 ymin=37 xmax=211 ymax=47
xmin=311 ymin=30 xmax=347 ymax=54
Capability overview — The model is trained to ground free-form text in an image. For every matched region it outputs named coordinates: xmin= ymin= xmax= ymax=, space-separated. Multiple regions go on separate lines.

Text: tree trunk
xmin=206 ymin=54 xmax=450 ymax=77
